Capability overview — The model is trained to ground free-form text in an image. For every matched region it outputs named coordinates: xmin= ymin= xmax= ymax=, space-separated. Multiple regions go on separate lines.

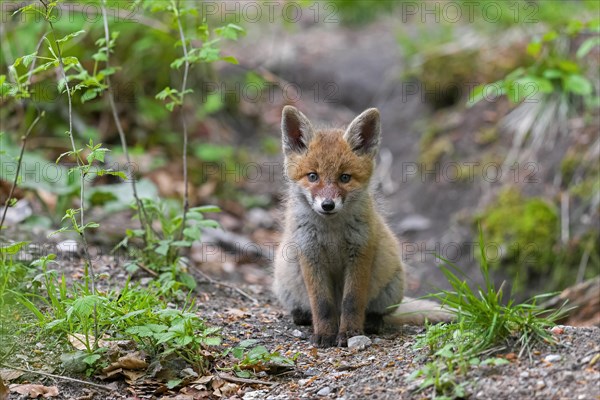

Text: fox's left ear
xmin=343 ymin=108 xmax=381 ymax=156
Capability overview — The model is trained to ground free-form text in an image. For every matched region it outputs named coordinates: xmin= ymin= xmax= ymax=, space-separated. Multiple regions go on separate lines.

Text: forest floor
xmin=2 ymin=254 xmax=599 ymax=400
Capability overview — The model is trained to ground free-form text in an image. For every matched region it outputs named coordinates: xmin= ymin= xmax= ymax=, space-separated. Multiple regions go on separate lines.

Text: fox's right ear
xmin=281 ymin=106 xmax=314 ymax=155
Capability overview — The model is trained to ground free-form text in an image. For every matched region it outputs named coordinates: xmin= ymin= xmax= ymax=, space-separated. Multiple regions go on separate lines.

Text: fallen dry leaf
xmin=0 ymin=376 xmax=8 ymax=400
xmin=118 ymin=353 xmax=148 ymax=370
xmin=0 ymin=369 xmax=24 ymax=381
xmin=9 ymin=383 xmax=59 ymax=398
xmin=68 ymin=333 xmax=110 ymax=350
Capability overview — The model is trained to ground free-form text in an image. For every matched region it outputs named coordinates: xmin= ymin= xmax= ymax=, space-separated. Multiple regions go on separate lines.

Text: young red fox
xmin=273 ymin=106 xmax=449 ymax=347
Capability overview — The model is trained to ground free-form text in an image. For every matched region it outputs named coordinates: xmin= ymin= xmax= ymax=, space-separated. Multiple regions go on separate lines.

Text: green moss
xmin=475 ymin=126 xmax=499 ymax=146
xmin=419 ymin=137 xmax=454 ymax=168
xmin=478 ymin=188 xmax=559 ymax=290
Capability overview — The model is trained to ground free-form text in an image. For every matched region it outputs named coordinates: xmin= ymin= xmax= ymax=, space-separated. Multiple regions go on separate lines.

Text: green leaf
xmin=178 ymin=272 xmax=196 ymax=289
xmin=199 ymin=220 xmax=220 ymax=229
xmin=215 ymin=23 xmax=245 ymax=40
xmin=238 ymin=339 xmax=258 ymax=348
xmin=563 ymin=74 xmax=592 ymax=96
xmin=155 ymin=241 xmax=171 ymax=255
xmin=247 ymin=346 xmax=269 ymax=360
xmin=62 ymin=56 xmax=79 ymax=66
xmin=84 ymin=354 xmax=102 ymax=365
xmin=542 ymin=30 xmax=558 ymax=42
xmin=81 ymin=89 xmax=99 ymax=103
xmin=69 ymin=295 xmax=102 ymax=319
xmin=220 ymin=55 xmax=239 ymax=65
xmin=516 ymin=76 xmax=554 ymax=94
xmin=577 ymin=36 xmax=600 ymax=59
xmin=167 ymin=379 xmax=182 ymax=389
xmin=183 ymin=227 xmax=201 ymax=241
xmin=0 ymin=241 xmax=29 ymax=255
xmin=192 ymin=205 xmax=221 ymax=213
xmin=526 ymin=42 xmax=542 ymax=57
xmin=13 ymin=52 xmax=38 ymax=68
xmin=203 ymin=337 xmax=221 ymax=346
xmin=558 ymin=60 xmax=579 ymax=73
xmin=467 ymin=84 xmax=486 ymax=108
xmin=92 ymin=52 xmax=108 ymax=62
xmin=57 ymin=30 xmax=86 ymax=44
xmin=542 ymin=69 xmax=563 ymax=79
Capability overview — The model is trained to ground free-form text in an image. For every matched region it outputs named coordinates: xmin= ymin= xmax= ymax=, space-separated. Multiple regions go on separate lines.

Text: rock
xmin=243 ymin=390 xmax=269 ymax=400
xmin=347 ymin=335 xmax=372 ymax=350
xmin=397 ymin=215 xmax=431 ymax=233
xmin=536 ymin=380 xmax=546 ymax=390
xmin=551 ymin=326 xmax=564 ymax=335
xmin=57 ymin=239 xmax=79 ymax=254
xmin=544 ymin=354 xmax=562 ymax=363
xmin=519 ymin=371 xmax=529 ymax=378
xmin=180 ymin=368 xmax=198 ymax=379
xmin=317 ymin=386 xmax=331 ymax=396
xmin=292 ymin=329 xmax=305 ymax=338
xmin=0 ymin=200 xmax=32 ymax=224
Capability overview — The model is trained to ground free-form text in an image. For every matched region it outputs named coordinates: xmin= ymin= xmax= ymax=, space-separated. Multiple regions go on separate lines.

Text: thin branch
xmin=0 ymin=112 xmax=43 ymax=231
xmin=217 ymin=372 xmax=278 ymax=386
xmin=100 ymin=0 xmax=153 ymax=244
xmin=41 ymin=0 xmax=98 ymax=342
xmin=0 ymin=363 xmax=113 ymax=391
xmin=194 ymin=268 xmax=259 ymax=305
xmin=173 ymin=0 xmax=191 ymax=242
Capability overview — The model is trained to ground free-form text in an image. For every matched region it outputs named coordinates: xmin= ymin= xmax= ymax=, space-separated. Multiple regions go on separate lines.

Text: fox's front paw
xmin=336 ymin=330 xmax=362 ymax=347
xmin=310 ymin=333 xmax=337 ymax=348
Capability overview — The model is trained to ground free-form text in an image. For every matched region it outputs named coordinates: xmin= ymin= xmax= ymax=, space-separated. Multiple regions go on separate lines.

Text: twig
xmin=100 ymin=0 xmax=153 ymax=243
xmin=217 ymin=372 xmax=277 ymax=386
xmin=172 ymin=0 xmax=191 ymax=242
xmin=0 ymin=111 xmax=43 ymax=231
xmin=193 ymin=268 xmax=259 ymax=305
xmin=136 ymin=262 xmax=158 ymax=277
xmin=0 ymin=363 xmax=113 ymax=391
xmin=41 ymin=0 xmax=98 ymax=342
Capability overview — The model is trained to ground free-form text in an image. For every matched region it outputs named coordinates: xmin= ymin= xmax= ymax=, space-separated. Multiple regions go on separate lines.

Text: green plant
xmin=118 ymin=199 xmax=220 ymax=290
xmin=409 ymin=228 xmax=566 ymax=399
xmin=221 ymin=339 xmax=298 ymax=378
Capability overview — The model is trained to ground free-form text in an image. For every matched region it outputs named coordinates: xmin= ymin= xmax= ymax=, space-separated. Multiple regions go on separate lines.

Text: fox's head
xmin=281 ymin=106 xmax=381 ymax=216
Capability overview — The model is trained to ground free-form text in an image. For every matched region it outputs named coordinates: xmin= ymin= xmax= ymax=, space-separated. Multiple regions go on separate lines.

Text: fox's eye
xmin=307 ymin=173 xmax=319 ymax=182
xmin=340 ymin=174 xmax=351 ymax=183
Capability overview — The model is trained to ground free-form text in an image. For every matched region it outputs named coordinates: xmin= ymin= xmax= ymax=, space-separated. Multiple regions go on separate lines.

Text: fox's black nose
xmin=321 ymin=199 xmax=335 ymax=212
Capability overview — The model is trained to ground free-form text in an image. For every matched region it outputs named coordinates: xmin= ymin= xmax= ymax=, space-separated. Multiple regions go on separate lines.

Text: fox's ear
xmin=281 ymin=106 xmax=314 ymax=155
xmin=343 ymin=108 xmax=381 ymax=156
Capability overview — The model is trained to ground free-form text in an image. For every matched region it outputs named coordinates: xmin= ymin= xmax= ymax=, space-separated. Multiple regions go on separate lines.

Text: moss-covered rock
xmin=478 ymin=188 xmax=559 ymax=290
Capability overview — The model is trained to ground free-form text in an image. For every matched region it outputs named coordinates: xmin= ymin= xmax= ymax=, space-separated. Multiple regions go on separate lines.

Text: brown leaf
xmin=193 ymin=375 xmax=214 ymax=385
xmin=9 ymin=383 xmax=60 ymax=398
xmin=0 ymin=369 xmax=24 ymax=381
xmin=0 ymin=376 xmax=8 ymax=400
xmin=118 ymin=353 xmax=148 ymax=370
xmin=68 ymin=333 xmax=110 ymax=350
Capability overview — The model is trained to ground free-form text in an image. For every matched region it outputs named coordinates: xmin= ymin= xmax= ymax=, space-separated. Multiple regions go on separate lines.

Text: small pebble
xmin=292 ymin=329 xmax=305 ymax=338
xmin=317 ymin=387 xmax=331 ymax=396
xmin=347 ymin=335 xmax=372 ymax=350
xmin=536 ymin=380 xmax=546 ymax=389
xmin=550 ymin=326 xmax=564 ymax=335
xmin=544 ymin=354 xmax=562 ymax=363
xmin=519 ymin=371 xmax=529 ymax=378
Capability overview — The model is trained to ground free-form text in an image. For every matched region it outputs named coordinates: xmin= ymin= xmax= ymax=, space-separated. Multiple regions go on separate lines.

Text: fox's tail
xmin=384 ymin=297 xmax=454 ymax=325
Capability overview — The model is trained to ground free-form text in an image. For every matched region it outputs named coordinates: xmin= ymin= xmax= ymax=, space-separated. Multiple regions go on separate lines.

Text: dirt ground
xmin=4 ymin=258 xmax=600 ymax=400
